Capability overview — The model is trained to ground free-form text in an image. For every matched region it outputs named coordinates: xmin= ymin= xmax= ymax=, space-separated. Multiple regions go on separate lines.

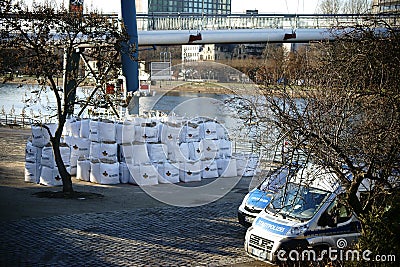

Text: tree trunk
xmin=51 ymin=135 xmax=74 ymax=193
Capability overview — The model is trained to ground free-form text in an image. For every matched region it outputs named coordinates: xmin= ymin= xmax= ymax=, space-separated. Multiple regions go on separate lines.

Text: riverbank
xmin=2 ymin=75 xmax=260 ymax=95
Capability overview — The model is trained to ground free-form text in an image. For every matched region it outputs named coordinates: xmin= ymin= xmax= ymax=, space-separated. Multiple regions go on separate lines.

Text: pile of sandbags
xmin=25 ymin=123 xmax=72 ymax=186
xmin=25 ymin=116 xmax=260 ymax=187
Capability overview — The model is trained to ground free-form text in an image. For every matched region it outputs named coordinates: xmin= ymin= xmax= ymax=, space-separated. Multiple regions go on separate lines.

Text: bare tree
xmin=342 ymin=0 xmax=372 ymax=13
xmin=318 ymin=0 xmax=343 ymax=13
xmin=235 ymin=22 xmax=400 ymax=255
xmin=318 ymin=0 xmax=373 ymax=14
xmin=0 ymin=0 xmax=131 ymax=193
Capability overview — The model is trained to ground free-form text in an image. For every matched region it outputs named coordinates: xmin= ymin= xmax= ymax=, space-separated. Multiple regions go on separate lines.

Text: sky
xmin=29 ymin=0 xmax=321 ymax=14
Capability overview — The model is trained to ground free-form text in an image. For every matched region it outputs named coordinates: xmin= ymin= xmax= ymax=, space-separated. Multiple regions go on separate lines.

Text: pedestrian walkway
xmin=0 ymin=201 xmax=255 ymax=266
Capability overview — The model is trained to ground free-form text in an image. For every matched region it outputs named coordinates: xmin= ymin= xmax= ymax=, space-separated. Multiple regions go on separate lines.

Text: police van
xmin=244 ymin=164 xmax=368 ymax=263
xmin=238 ymin=165 xmax=294 ymax=227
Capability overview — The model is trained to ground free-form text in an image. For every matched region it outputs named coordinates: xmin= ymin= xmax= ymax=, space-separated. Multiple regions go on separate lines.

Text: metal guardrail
xmin=0 ymin=114 xmax=32 ymax=128
xmin=2 ymin=12 xmax=398 ymax=35
xmin=133 ymin=13 xmax=400 ymax=31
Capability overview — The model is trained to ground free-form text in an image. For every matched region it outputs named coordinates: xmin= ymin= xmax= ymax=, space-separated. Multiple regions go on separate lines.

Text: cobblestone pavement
xmin=0 ymin=201 xmax=258 ymax=266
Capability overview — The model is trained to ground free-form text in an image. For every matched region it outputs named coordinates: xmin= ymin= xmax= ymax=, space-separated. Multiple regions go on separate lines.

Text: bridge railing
xmin=132 ymin=13 xmax=400 ymax=31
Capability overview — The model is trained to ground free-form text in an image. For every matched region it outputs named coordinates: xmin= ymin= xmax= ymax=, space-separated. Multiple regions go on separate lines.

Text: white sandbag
xmin=174 ymin=142 xmax=191 ymax=162
xmin=89 ymin=141 xmax=117 ymax=161
xmin=160 ymin=122 xmax=182 ymax=143
xmin=147 ymin=143 xmax=168 ymax=163
xmin=25 ymin=161 xmax=41 ymax=183
xmin=135 ymin=122 xmax=159 ymax=143
xmin=89 ymin=119 xmax=100 ymax=142
xmin=201 ymin=160 xmax=219 ymax=179
xmin=180 ymin=122 xmax=200 ymax=142
xmin=79 ymin=119 xmax=90 ymax=138
xmin=127 ymin=164 xmax=140 ymax=184
xmin=89 ymin=141 xmax=100 ymax=160
xmin=63 ymin=135 xmax=72 ymax=147
xmin=132 ymin=144 xmax=150 ymax=165
xmin=200 ymin=121 xmax=218 ymax=140
xmin=70 ymin=137 xmax=91 ymax=158
xmin=70 ymin=120 xmax=81 ymax=138
xmin=70 ymin=155 xmax=79 ymax=176
xmin=41 ymin=145 xmax=55 ymax=168
xmin=76 ymin=158 xmax=90 ymax=181
xmin=99 ymin=161 xmax=120 ymax=185
xmin=157 ymin=162 xmax=180 ymax=184
xmin=41 ymin=143 xmax=70 ymax=168
xmin=118 ymin=143 xmax=133 ymax=163
xmin=165 ymin=141 xmax=178 ymax=161
xmin=100 ymin=142 xmax=118 ymax=161
xmin=99 ymin=120 xmax=116 ymax=142
xmin=62 ymin=117 xmax=75 ymax=136
xmin=179 ymin=161 xmax=201 ymax=182
xmin=25 ymin=140 xmax=42 ymax=163
xmin=119 ymin=162 xmax=131 ymax=184
xmin=190 ymin=142 xmax=201 ymax=161
xmin=131 ymin=163 xmax=158 ymax=186
xmin=31 ymin=123 xmax=57 ymax=148
xmin=90 ymin=160 xmax=101 ymax=183
xmin=116 ymin=121 xmax=135 ymax=144
xmin=39 ymin=166 xmax=63 ymax=186
xmin=217 ymin=158 xmax=238 ymax=177
xmin=219 ymin=139 xmax=232 ymax=158
xmin=235 ymin=155 xmax=246 ymax=177
xmin=200 ymin=139 xmax=219 ymax=160
xmin=60 ymin=144 xmax=71 ymax=166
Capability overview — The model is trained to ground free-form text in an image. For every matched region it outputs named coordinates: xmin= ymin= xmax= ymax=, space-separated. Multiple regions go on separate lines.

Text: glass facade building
xmin=372 ymin=0 xmax=400 ymax=13
xmin=147 ymin=0 xmax=231 ymax=14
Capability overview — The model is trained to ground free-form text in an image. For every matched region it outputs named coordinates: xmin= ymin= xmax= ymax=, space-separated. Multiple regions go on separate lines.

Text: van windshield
xmin=266 ymin=183 xmax=330 ymax=221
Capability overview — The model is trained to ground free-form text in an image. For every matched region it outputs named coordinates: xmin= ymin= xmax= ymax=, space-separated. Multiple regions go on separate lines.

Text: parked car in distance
xmin=238 ymin=165 xmax=295 ymax=227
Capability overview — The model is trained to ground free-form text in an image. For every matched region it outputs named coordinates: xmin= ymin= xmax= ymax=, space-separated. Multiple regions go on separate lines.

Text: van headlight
xmin=287 ymin=224 xmax=308 ymax=236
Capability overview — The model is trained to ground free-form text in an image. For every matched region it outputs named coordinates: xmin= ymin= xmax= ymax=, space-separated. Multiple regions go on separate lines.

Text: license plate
xmin=251 ymin=248 xmax=266 ymax=259
xmin=245 ymin=216 xmax=254 ymax=223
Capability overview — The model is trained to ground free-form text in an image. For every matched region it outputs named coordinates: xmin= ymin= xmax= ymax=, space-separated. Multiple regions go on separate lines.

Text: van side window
xmin=326 ymin=195 xmax=352 ymax=225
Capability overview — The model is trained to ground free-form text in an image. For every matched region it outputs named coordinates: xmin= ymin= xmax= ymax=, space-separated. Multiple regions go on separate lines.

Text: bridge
xmin=102 ymin=13 xmax=399 ymax=45
xmin=133 ymin=13 xmax=399 ymax=31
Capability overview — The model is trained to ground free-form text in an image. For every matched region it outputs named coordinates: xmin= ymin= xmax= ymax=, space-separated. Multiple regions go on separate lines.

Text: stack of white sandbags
xmin=39 ymin=142 xmax=71 ymax=186
xmin=86 ymin=119 xmax=120 ymax=184
xmin=117 ymin=116 xmax=241 ymax=184
xmin=25 ymin=123 xmax=64 ymax=186
xmin=25 ymin=115 xmax=259 ymax=187
xmin=26 ymin=115 xmax=261 ymax=188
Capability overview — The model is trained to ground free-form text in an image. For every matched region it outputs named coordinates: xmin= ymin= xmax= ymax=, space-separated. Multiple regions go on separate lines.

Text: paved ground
xmin=0 ymin=127 xmax=271 ymax=266
xmin=1 ymin=202 xmax=249 ymax=266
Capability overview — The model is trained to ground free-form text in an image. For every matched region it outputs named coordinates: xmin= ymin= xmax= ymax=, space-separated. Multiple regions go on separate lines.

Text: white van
xmin=238 ymin=166 xmax=293 ymax=227
xmin=244 ymin=164 xmax=366 ymax=264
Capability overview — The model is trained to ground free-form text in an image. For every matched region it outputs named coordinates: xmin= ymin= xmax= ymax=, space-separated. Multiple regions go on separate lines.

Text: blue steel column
xmin=121 ymin=0 xmax=140 ymax=114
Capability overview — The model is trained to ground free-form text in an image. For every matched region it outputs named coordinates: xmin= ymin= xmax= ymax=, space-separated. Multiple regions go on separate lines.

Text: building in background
xmin=372 ymin=0 xmax=400 ymax=13
xmin=136 ymin=0 xmax=231 ymax=14
xmin=136 ymin=0 xmax=232 ymax=63
xmin=136 ymin=0 xmax=269 ymax=64
xmin=182 ymin=44 xmax=216 ymax=62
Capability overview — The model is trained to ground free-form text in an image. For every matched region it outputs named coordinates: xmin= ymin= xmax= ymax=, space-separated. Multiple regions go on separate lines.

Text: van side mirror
xmin=318 ymin=212 xmax=337 ymax=228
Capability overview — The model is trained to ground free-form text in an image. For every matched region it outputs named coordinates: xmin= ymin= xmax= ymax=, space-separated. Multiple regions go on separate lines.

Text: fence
xmin=0 ymin=114 xmax=32 ymax=128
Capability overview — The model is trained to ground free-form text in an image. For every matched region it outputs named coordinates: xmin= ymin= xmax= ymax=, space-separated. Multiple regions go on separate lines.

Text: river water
xmin=1 ymin=83 xmax=256 ymax=147
xmin=0 ymin=83 xmax=234 ymax=124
